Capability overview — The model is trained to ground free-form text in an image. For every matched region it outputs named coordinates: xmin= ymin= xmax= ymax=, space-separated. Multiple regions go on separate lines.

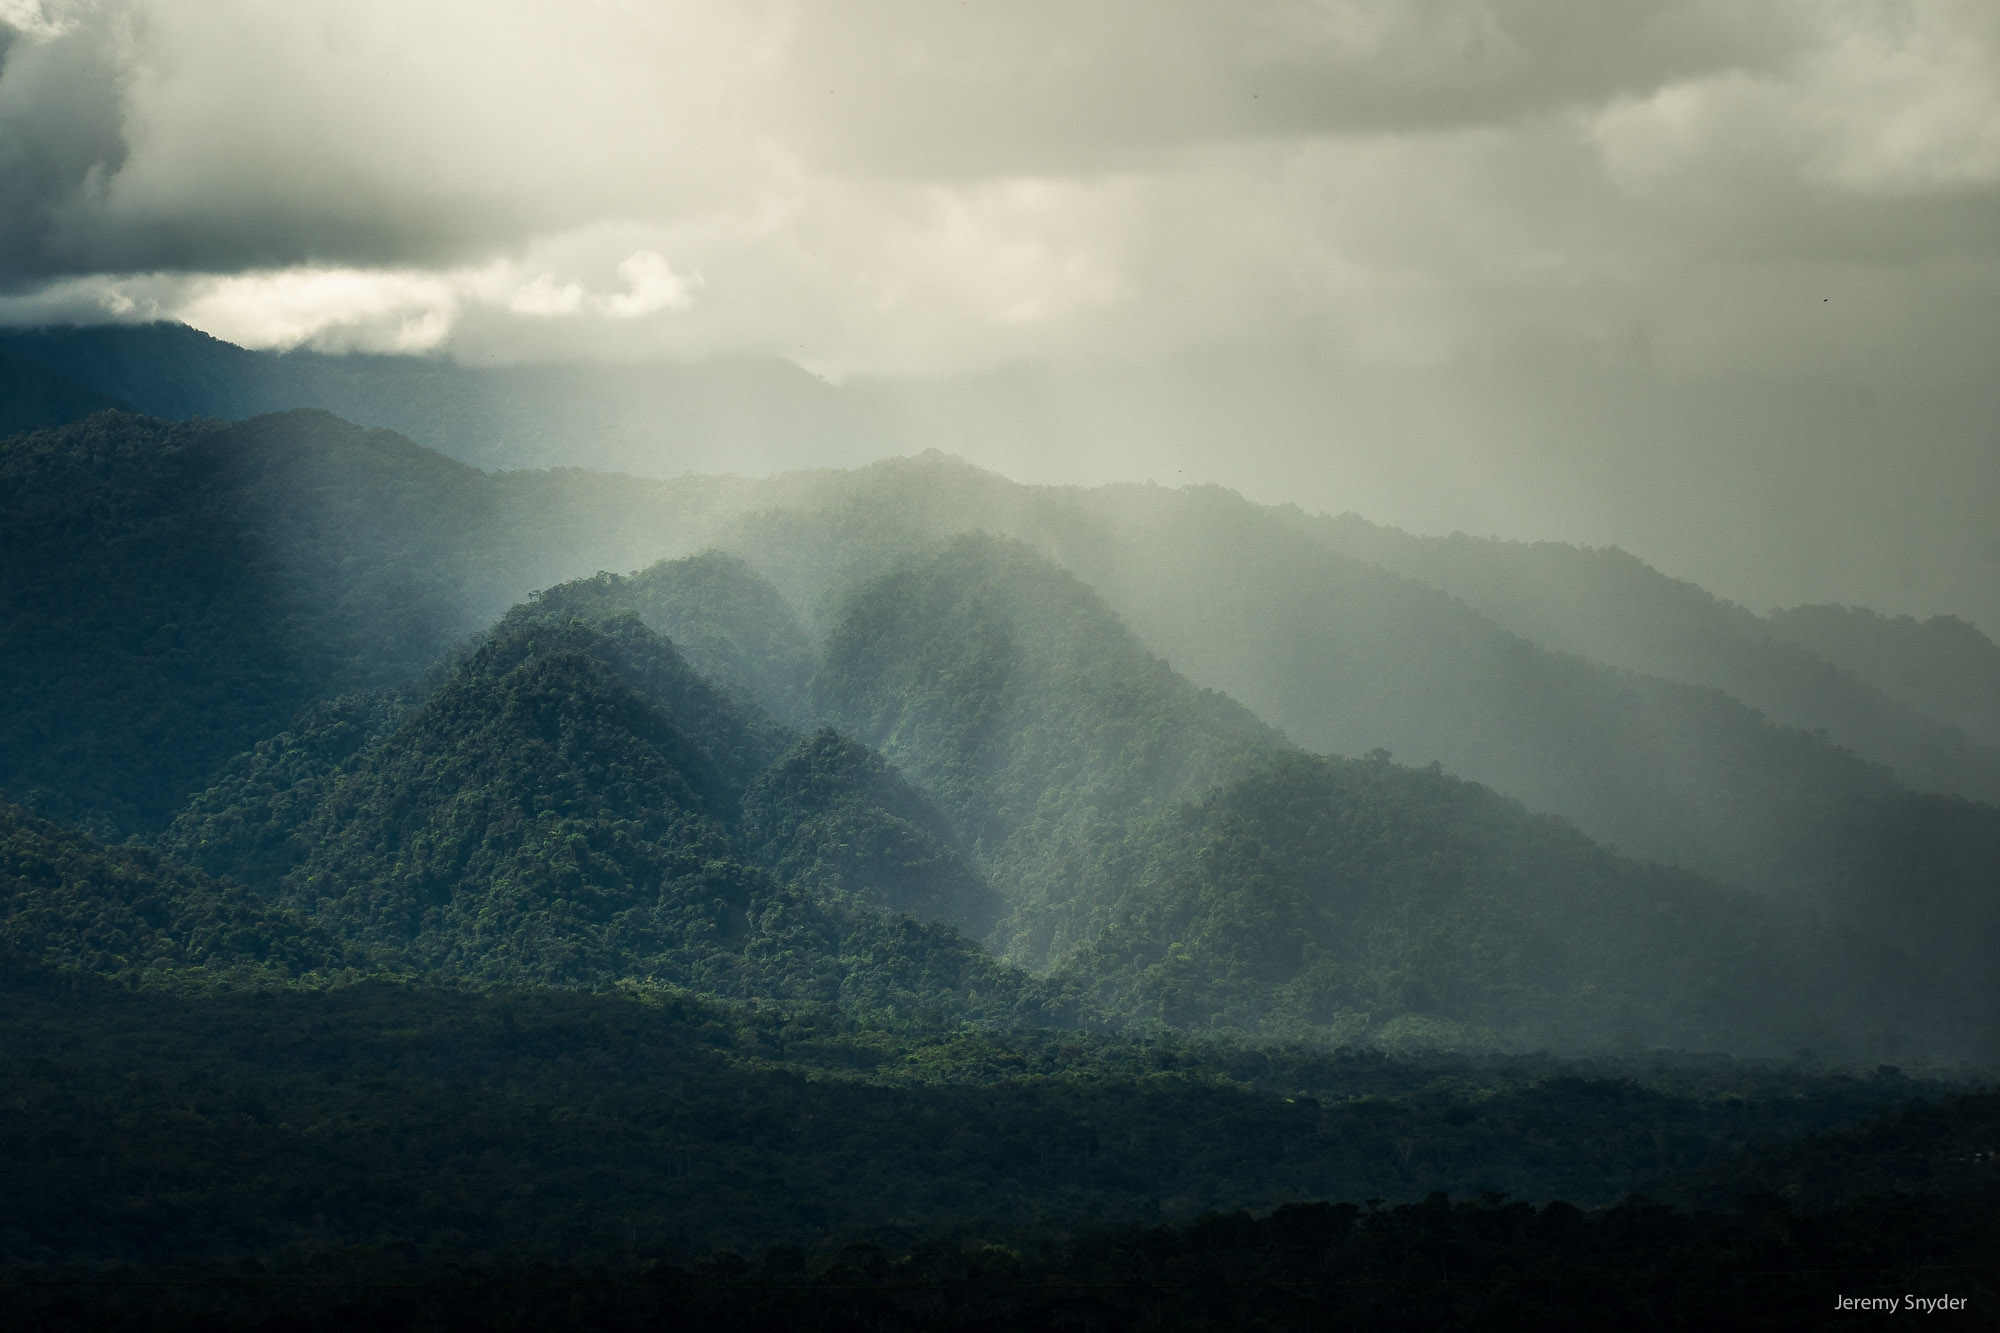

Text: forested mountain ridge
xmin=10 ymin=403 xmax=1991 ymax=953
xmin=741 ymin=729 xmax=1006 ymax=940
xmin=160 ymin=608 xmax=1039 ymax=1023
xmin=1 ymin=408 xmax=1990 ymax=1056
xmin=1054 ymin=750 xmax=1977 ymax=1058
xmin=0 ymin=410 xmax=492 ymax=832
xmin=149 ymin=534 xmax=1993 ymax=1058
xmin=1768 ymin=602 xmax=2000 ymax=749
xmin=485 ymin=563 xmax=1006 ymax=939
xmin=519 ymin=552 xmax=820 ymax=725
xmin=8 ymin=322 xmax=1988 ymax=789
xmin=538 ymin=536 xmax=1982 ymax=1058
xmin=1300 ymin=516 xmax=2000 ymax=805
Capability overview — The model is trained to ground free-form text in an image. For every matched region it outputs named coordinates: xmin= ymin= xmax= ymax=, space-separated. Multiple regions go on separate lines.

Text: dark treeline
xmin=4 ymin=958 xmax=1993 ymax=1268
xmin=7 ymin=1189 xmax=1996 ymax=1331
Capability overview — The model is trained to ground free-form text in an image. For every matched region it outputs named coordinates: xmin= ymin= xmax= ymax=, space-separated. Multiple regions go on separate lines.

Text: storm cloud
xmin=1 ymin=0 xmax=1997 ymax=628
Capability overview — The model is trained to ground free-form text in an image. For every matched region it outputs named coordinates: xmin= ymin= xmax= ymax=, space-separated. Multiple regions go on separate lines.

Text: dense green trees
xmin=10 ymin=462 xmax=1981 ymax=1058
xmin=0 ymin=958 xmax=1980 ymax=1269
xmin=784 ymin=537 xmax=1985 ymax=1060
xmin=525 ymin=553 xmax=819 ymax=724
xmin=741 ymin=728 xmax=1003 ymax=937
xmin=707 ymin=456 xmax=2000 ymax=940
xmin=1057 ymin=751 xmax=1961 ymax=1056
xmin=689 ymin=460 xmax=2000 ymax=1052
xmin=9 ymin=409 xmax=1995 ymax=1027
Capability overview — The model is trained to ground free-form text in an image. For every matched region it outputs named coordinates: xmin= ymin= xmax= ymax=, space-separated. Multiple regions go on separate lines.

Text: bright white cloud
xmin=171 ymin=267 xmax=465 ymax=353
xmin=603 ymin=252 xmax=697 ymax=319
xmin=62 ymin=248 xmax=709 ymax=353
xmin=504 ymin=274 xmax=587 ymax=318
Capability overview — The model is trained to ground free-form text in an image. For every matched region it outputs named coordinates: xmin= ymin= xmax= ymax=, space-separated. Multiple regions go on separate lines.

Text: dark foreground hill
xmin=0 ymin=956 xmax=1975 ymax=1262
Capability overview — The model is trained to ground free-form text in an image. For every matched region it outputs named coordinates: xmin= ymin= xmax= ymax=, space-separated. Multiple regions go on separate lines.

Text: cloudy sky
xmin=2 ymin=0 xmax=1997 ymax=627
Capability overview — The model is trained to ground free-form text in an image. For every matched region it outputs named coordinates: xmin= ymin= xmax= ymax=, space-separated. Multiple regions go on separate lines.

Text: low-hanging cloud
xmin=1 ymin=0 xmax=1997 ymax=629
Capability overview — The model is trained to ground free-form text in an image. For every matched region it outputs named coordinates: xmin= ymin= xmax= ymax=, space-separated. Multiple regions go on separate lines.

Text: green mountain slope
xmin=727 ymin=533 xmax=1976 ymax=1058
xmin=741 ymin=728 xmax=1005 ymax=939
xmin=7 ymin=408 xmax=1991 ymax=1057
xmin=0 ymin=409 xmax=749 ymax=833
xmin=1057 ymin=751 xmax=1975 ymax=1058
xmin=0 ymin=411 xmax=490 ymax=832
xmin=498 ymin=566 xmax=1001 ymax=940
xmin=267 ymin=616 xmax=753 ymax=983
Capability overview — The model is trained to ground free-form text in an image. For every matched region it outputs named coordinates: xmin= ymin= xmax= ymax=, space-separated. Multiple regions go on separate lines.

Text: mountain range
xmin=2 ymin=329 xmax=1996 ymax=1308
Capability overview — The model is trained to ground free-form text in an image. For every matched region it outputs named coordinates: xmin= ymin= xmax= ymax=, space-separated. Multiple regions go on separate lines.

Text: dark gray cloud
xmin=0 ymin=9 xmax=128 ymax=284
xmin=0 ymin=1 xmax=767 ymax=280
xmin=781 ymin=0 xmax=1810 ymax=176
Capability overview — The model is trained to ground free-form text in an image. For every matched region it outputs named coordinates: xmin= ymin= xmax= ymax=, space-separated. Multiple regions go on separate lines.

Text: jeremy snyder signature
xmin=1834 ymin=1295 xmax=1968 ymax=1313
